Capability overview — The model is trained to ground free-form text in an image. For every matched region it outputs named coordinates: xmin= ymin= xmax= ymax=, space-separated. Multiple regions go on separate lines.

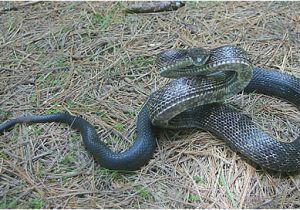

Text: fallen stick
xmin=126 ymin=1 xmax=185 ymax=13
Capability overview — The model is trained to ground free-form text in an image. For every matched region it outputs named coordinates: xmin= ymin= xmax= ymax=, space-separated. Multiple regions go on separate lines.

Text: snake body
xmin=1 ymin=45 xmax=300 ymax=172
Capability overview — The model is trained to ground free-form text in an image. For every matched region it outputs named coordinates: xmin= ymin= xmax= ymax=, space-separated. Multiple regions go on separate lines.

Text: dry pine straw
xmin=0 ymin=1 xmax=300 ymax=209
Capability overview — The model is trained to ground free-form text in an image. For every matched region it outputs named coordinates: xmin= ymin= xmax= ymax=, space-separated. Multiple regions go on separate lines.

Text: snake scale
xmin=1 ymin=45 xmax=299 ymax=172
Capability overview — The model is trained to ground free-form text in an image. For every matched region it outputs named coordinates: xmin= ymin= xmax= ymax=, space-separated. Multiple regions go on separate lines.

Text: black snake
xmin=1 ymin=45 xmax=299 ymax=172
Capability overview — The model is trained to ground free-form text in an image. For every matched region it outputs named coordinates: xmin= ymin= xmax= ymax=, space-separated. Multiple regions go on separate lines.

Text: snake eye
xmin=196 ymin=57 xmax=205 ymax=63
xmin=188 ymin=48 xmax=210 ymax=65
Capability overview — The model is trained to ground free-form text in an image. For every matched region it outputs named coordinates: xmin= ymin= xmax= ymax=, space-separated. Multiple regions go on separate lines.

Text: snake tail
xmin=0 ymin=104 xmax=157 ymax=171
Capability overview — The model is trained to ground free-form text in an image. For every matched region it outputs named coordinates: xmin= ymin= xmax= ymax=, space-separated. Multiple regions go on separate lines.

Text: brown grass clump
xmin=0 ymin=1 xmax=300 ymax=208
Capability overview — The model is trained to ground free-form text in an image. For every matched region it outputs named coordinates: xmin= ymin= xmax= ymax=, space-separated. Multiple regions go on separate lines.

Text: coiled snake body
xmin=1 ymin=45 xmax=300 ymax=172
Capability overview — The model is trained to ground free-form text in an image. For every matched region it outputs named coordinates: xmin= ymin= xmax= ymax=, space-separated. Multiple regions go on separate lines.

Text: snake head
xmin=156 ymin=49 xmax=191 ymax=77
xmin=157 ymin=48 xmax=210 ymax=78
xmin=187 ymin=48 xmax=210 ymax=65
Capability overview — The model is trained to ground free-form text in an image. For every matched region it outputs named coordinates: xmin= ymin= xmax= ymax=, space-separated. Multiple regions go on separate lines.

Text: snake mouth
xmin=159 ymin=58 xmax=251 ymax=79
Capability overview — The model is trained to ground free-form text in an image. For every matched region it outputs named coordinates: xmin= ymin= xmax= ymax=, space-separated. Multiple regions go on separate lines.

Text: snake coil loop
xmin=1 ymin=45 xmax=300 ymax=171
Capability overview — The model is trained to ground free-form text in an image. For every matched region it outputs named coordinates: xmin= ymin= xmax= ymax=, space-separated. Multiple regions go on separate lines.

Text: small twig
xmin=0 ymin=1 xmax=42 ymax=13
xmin=46 ymin=171 xmax=85 ymax=179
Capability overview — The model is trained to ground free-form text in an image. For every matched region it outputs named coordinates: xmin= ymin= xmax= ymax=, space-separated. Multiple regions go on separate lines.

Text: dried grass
xmin=0 ymin=1 xmax=300 ymax=208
